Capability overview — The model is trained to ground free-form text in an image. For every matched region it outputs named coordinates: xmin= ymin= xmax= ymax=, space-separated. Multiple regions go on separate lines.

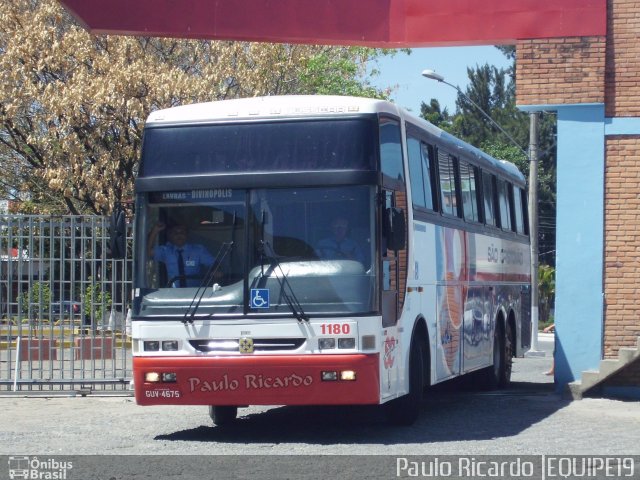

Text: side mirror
xmin=109 ymin=204 xmax=126 ymax=259
xmin=384 ymin=207 xmax=406 ymax=252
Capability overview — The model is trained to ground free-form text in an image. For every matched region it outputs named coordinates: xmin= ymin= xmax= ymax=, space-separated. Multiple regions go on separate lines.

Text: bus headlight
xmin=162 ymin=340 xmax=179 ymax=351
xmin=340 ymin=370 xmax=357 ymax=381
xmin=338 ymin=338 xmax=356 ymax=349
xmin=318 ymin=338 xmax=336 ymax=350
xmin=321 ymin=371 xmax=338 ymax=381
xmin=144 ymin=372 xmax=161 ymax=383
xmin=143 ymin=341 xmax=160 ymax=351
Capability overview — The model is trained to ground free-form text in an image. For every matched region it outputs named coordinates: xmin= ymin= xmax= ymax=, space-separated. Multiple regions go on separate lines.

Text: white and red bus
xmin=131 ymin=96 xmax=531 ymax=425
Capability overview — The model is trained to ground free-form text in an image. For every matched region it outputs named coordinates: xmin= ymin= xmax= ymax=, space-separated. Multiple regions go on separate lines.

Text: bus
xmin=129 ymin=95 xmax=531 ymax=426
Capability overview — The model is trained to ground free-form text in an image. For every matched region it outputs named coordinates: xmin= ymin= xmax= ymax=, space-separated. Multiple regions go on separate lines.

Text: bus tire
xmin=501 ymin=320 xmax=514 ymax=388
xmin=385 ymin=337 xmax=424 ymax=426
xmin=209 ymin=406 xmax=238 ymax=426
xmin=484 ymin=320 xmax=512 ymax=389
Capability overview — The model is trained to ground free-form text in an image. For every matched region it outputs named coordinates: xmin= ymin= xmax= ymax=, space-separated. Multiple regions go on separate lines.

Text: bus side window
xmin=482 ymin=172 xmax=497 ymax=227
xmin=407 ymin=136 xmax=426 ymax=208
xmin=421 ymin=142 xmax=436 ymax=210
xmin=379 ymin=117 xmax=405 ymax=182
xmin=460 ymin=160 xmax=480 ymax=223
xmin=497 ymin=179 xmax=512 ymax=231
xmin=438 ymin=150 xmax=459 ymax=217
xmin=513 ymin=186 xmax=526 ymax=235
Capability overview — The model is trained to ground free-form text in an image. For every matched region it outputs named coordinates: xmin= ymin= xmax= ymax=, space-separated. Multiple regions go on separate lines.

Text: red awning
xmin=59 ymin=0 xmax=606 ymax=47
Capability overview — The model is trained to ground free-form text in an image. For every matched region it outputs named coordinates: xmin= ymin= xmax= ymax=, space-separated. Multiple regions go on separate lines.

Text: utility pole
xmin=528 ymin=111 xmax=542 ymax=354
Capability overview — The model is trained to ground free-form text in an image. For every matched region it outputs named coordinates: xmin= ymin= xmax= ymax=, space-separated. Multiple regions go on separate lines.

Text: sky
xmin=371 ymin=46 xmax=511 ymax=115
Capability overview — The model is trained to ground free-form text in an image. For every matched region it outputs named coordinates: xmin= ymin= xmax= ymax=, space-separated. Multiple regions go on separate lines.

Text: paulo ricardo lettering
xmin=187 ymin=373 xmax=313 ymax=392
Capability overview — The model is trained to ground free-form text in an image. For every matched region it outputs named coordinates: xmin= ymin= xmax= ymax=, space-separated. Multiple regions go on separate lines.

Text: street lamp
xmin=421 ymin=69 xmax=544 ymax=356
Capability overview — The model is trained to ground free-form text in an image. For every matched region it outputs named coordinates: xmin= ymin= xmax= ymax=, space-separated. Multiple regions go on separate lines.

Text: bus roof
xmin=146 ymin=95 xmax=525 ymax=184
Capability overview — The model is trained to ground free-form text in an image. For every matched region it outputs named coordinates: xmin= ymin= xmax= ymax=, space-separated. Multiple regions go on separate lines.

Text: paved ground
xmin=1 ymin=334 xmax=639 ymax=457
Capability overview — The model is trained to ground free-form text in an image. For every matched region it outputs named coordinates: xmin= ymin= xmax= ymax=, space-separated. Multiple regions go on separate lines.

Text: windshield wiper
xmin=182 ymin=241 xmax=234 ymax=324
xmin=259 ymin=240 xmax=309 ymax=323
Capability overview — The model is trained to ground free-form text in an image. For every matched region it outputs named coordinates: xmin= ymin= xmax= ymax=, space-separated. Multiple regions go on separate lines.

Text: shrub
xmin=538 ymin=264 xmax=555 ymax=325
xmin=83 ymin=282 xmax=112 ymax=322
xmin=20 ymin=281 xmax=52 ymax=319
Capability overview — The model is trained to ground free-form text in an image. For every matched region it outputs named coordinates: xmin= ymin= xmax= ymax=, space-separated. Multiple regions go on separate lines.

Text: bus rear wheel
xmin=483 ymin=321 xmax=512 ymax=389
xmin=385 ymin=337 xmax=424 ymax=426
xmin=209 ymin=406 xmax=238 ymax=426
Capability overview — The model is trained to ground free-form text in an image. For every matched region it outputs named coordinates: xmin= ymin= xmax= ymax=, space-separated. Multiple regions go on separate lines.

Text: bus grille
xmin=189 ymin=338 xmax=306 ymax=352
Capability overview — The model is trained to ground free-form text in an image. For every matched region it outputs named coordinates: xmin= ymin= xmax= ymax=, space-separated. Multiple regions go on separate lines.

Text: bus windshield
xmin=137 ymin=185 xmax=377 ymax=319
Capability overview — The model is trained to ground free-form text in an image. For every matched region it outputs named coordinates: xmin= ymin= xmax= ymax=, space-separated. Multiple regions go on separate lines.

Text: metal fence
xmin=0 ymin=214 xmax=133 ymax=392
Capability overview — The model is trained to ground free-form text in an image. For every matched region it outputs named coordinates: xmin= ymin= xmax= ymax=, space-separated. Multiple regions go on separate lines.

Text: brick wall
xmin=605 ymin=0 xmax=640 ymax=117
xmin=604 ymin=137 xmax=640 ymax=357
xmin=516 ymin=37 xmax=605 ymax=106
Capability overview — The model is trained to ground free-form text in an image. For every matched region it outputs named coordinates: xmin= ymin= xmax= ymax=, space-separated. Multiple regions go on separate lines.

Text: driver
xmin=147 ymin=222 xmax=215 ymax=287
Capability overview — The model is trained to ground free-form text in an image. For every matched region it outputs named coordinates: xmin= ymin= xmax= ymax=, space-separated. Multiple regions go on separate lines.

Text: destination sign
xmin=149 ymin=189 xmax=242 ymax=203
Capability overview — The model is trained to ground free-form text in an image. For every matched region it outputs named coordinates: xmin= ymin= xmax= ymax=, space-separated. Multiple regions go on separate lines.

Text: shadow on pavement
xmin=155 ymin=378 xmax=568 ymax=445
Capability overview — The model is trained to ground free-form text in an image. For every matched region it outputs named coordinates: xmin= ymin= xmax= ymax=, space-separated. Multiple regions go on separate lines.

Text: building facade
xmin=517 ymin=0 xmax=640 ymax=395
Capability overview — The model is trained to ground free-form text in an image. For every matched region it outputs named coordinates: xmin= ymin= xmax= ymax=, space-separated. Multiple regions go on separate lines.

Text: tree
xmin=0 ymin=0 xmax=392 ymax=215
xmin=419 ymin=98 xmax=452 ymax=130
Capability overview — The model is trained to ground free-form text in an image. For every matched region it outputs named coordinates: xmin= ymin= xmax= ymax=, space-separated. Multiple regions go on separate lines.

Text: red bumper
xmin=134 ymin=354 xmax=380 ymax=406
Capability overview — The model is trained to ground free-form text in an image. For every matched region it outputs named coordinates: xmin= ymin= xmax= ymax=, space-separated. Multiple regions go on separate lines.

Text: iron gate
xmin=0 ymin=215 xmax=133 ymax=392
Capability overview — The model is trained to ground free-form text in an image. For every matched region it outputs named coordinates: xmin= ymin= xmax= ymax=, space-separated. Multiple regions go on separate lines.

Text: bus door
xmin=380 ymin=189 xmax=408 ymax=398
xmin=381 ymin=189 xmax=407 ymax=328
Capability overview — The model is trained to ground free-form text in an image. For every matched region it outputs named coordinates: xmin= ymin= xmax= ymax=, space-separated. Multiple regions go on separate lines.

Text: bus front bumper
xmin=133 ymin=354 xmax=380 ymax=406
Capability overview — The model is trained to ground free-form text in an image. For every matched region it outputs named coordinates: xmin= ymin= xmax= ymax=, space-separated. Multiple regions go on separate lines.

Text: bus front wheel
xmin=209 ymin=406 xmax=238 ymax=426
xmin=385 ymin=337 xmax=425 ymax=426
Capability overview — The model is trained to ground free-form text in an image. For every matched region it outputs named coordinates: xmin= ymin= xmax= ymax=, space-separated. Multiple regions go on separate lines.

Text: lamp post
xmin=421 ymin=69 xmax=544 ymax=356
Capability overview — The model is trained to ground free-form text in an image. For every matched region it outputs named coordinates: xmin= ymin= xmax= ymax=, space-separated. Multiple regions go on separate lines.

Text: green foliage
xmin=84 ymin=282 xmax=112 ymax=322
xmin=419 ymin=99 xmax=452 ymax=130
xmin=480 ymin=141 xmax=528 ymax=169
xmin=20 ymin=281 xmax=52 ymax=318
xmin=299 ymin=47 xmax=391 ymax=98
xmin=452 ymin=64 xmax=527 ymax=148
xmin=538 ymin=264 xmax=555 ymax=324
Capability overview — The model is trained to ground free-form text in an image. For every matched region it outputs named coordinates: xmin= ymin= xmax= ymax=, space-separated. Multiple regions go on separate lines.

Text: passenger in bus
xmin=147 ymin=222 xmax=216 ymax=287
xmin=315 ymin=216 xmax=365 ymax=263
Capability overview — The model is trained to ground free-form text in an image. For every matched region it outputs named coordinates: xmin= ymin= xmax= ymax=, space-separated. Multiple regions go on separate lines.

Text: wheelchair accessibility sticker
xmin=250 ymin=289 xmax=270 ymax=309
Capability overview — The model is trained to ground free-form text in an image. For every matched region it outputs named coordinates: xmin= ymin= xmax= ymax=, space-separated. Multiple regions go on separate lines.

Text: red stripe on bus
xmin=471 ymin=273 xmax=532 ymax=283
xmin=134 ymin=354 xmax=380 ymax=406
